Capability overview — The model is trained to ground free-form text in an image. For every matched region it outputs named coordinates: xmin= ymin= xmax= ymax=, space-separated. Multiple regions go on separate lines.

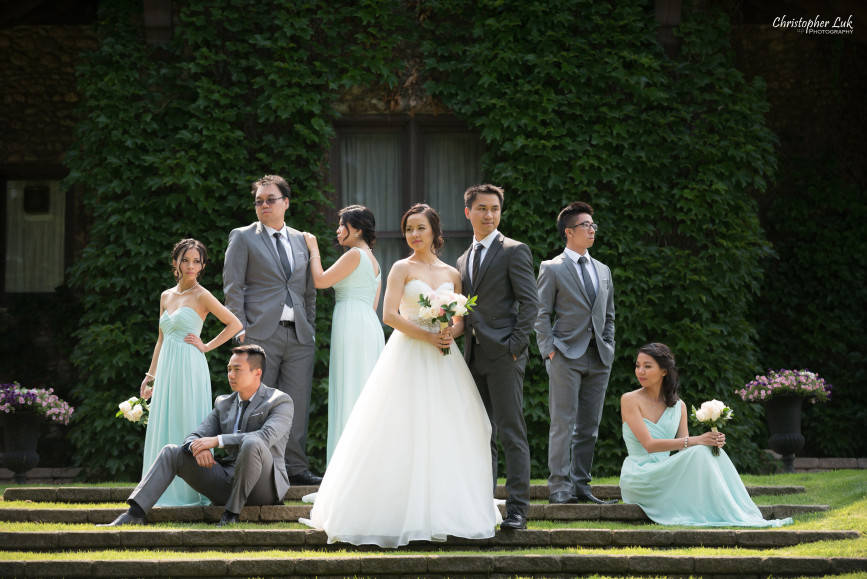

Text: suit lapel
xmin=239 ymin=384 xmax=267 ymax=433
xmin=474 ymin=233 xmax=503 ymax=291
xmin=286 ymin=229 xmax=304 ymax=280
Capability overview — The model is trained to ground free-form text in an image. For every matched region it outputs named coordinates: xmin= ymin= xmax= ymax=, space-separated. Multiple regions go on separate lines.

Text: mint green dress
xmin=326 ymin=248 xmax=385 ymax=465
xmin=620 ymin=402 xmax=793 ymax=527
xmin=142 ymin=306 xmax=212 ymax=506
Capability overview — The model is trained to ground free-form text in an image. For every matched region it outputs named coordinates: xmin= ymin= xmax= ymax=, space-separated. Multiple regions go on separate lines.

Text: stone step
xmin=1 ymin=483 xmax=806 ymax=503
xmin=0 ymin=527 xmax=856 ymax=552
xmin=0 ymin=503 xmax=828 ymax=524
xmin=0 ymin=553 xmax=864 ymax=578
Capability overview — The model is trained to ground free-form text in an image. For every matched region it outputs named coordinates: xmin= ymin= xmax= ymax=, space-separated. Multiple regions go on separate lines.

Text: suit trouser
xmin=248 ymin=324 xmax=315 ymax=476
xmin=546 ymin=346 xmax=611 ymax=495
xmin=129 ymin=438 xmax=279 ymax=515
xmin=469 ymin=342 xmax=531 ymax=517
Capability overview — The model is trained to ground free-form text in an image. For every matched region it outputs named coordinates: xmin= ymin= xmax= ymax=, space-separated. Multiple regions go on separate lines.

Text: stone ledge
xmin=0 ymin=555 xmax=862 ymax=577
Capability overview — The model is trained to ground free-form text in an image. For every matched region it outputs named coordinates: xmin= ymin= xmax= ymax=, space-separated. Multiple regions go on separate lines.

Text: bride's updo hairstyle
xmin=400 ymin=203 xmax=444 ymax=255
xmin=171 ymin=238 xmax=208 ymax=281
xmin=638 ymin=342 xmax=680 ymax=407
xmin=338 ymin=205 xmax=377 ymax=248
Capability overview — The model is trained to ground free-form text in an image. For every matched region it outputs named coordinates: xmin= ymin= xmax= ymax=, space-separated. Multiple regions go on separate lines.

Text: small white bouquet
xmin=417 ymin=290 xmax=478 ymax=355
xmin=116 ymin=396 xmax=149 ymax=426
xmin=690 ymin=399 xmax=733 ymax=456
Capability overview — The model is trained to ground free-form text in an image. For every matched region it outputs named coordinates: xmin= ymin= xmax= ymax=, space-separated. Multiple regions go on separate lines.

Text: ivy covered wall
xmin=65 ymin=0 xmax=808 ymax=479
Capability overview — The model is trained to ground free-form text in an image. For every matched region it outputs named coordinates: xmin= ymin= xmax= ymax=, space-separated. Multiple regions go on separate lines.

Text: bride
xmin=301 ymin=203 xmax=501 ymax=547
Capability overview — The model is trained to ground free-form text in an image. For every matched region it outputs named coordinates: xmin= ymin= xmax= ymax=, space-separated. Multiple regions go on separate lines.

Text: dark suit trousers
xmin=546 ymin=347 xmax=611 ymax=495
xmin=469 ymin=341 xmax=531 ymax=516
xmin=247 ymin=324 xmax=315 ymax=475
xmin=129 ymin=438 xmax=279 ymax=516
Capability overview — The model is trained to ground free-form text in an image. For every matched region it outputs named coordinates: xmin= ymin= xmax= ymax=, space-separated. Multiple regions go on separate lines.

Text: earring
xmin=354 ymin=232 xmax=359 ymax=238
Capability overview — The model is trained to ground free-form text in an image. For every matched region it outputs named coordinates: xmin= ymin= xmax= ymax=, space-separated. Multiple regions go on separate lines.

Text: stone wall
xmin=0 ymin=25 xmax=97 ymax=165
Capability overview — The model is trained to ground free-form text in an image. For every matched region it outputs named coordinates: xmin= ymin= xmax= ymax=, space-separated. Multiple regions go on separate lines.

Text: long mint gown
xmin=326 ymin=247 xmax=385 ymax=465
xmin=141 ymin=306 xmax=212 ymax=506
xmin=620 ymin=402 xmax=793 ymax=527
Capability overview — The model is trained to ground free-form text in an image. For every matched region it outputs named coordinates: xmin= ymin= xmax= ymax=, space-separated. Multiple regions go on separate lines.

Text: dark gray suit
xmin=535 ymin=251 xmax=615 ymax=496
xmin=223 ymin=221 xmax=316 ymax=475
xmin=457 ymin=232 xmax=539 ymax=517
xmin=129 ymin=384 xmax=293 ymax=515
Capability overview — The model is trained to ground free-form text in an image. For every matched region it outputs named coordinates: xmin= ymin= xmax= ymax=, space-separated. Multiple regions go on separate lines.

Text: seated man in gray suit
xmin=100 ymin=345 xmax=293 ymax=527
xmin=535 ymin=202 xmax=616 ymax=505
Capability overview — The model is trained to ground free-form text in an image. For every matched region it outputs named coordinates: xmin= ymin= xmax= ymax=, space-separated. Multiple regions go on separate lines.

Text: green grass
xmin=0 ymin=471 xmax=863 ymax=561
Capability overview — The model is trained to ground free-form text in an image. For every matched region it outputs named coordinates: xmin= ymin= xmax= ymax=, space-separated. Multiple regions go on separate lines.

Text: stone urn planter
xmin=762 ymin=395 xmax=805 ymax=474
xmin=0 ymin=412 xmax=42 ymax=483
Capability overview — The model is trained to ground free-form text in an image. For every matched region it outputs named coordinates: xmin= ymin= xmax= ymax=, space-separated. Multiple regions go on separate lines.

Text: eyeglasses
xmin=253 ymin=196 xmax=286 ymax=208
xmin=568 ymin=222 xmax=598 ymax=232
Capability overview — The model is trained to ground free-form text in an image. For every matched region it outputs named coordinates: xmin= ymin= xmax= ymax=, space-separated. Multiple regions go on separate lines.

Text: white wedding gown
xmin=301 ymin=280 xmax=501 ymax=547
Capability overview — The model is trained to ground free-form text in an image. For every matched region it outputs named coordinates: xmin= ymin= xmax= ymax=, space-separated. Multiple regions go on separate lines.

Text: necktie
xmin=233 ymin=400 xmax=250 ymax=434
xmin=470 ymin=243 xmax=484 ymax=292
xmin=578 ymin=256 xmax=597 ymax=305
xmin=273 ymin=232 xmax=294 ymax=307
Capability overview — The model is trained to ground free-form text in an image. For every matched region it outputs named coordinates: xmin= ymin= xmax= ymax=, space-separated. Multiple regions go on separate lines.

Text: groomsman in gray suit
xmin=99 ymin=345 xmax=293 ymax=527
xmin=535 ymin=201 xmax=617 ymax=505
xmin=223 ymin=175 xmax=321 ymax=486
xmin=457 ymin=184 xmax=539 ymax=530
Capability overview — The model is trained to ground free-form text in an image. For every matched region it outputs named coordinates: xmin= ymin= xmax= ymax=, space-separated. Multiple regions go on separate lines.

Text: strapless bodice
xmin=159 ymin=306 xmax=203 ymax=341
xmin=401 ymin=279 xmax=454 ymax=332
xmin=333 ymin=247 xmax=380 ymax=306
xmin=622 ymin=404 xmax=680 ymax=460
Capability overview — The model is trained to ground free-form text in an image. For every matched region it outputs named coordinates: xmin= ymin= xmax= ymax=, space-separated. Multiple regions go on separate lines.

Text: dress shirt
xmin=564 ymin=247 xmax=599 ymax=295
xmin=263 ymin=223 xmax=295 ymax=322
xmin=217 ymin=390 xmax=258 ymax=448
xmin=468 ymin=229 xmax=500 ymax=287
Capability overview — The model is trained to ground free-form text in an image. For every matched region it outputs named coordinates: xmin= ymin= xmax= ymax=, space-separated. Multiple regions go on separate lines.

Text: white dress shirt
xmin=263 ymin=223 xmax=295 ymax=322
xmin=468 ymin=229 xmax=499 ymax=286
xmin=564 ymin=247 xmax=599 ymax=295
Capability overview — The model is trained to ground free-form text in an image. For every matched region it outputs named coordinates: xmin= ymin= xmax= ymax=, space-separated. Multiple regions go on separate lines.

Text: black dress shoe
xmin=574 ymin=493 xmax=618 ymax=505
xmin=549 ymin=491 xmax=579 ymax=504
xmin=97 ymin=512 xmax=146 ymax=527
xmin=500 ymin=512 xmax=527 ymax=530
xmin=217 ymin=511 xmax=241 ymax=527
xmin=288 ymin=469 xmax=323 ymax=486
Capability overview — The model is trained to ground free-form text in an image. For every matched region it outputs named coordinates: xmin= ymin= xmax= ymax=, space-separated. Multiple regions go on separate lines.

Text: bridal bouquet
xmin=116 ymin=396 xmax=149 ymax=425
xmin=690 ymin=399 xmax=733 ymax=456
xmin=418 ymin=290 xmax=478 ymax=355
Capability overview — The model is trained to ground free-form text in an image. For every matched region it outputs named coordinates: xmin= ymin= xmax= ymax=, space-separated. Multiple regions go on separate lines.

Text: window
xmin=2 ymin=176 xmax=69 ymax=296
xmin=331 ymin=117 xmax=484 ymax=313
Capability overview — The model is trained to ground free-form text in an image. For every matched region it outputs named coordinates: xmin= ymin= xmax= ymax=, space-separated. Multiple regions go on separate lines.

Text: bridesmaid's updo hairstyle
xmin=338 ymin=205 xmax=377 ymax=248
xmin=171 ymin=238 xmax=208 ymax=281
xmin=401 ymin=203 xmax=444 ymax=255
xmin=638 ymin=342 xmax=680 ymax=407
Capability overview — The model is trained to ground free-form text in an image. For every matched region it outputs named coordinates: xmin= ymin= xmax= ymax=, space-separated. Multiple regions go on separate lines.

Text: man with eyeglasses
xmin=223 ymin=175 xmax=322 ymax=486
xmin=535 ymin=201 xmax=617 ymax=506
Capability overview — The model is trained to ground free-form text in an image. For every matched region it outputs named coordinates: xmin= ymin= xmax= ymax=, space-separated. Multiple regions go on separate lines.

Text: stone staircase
xmin=1 ymin=483 xmax=863 ymax=578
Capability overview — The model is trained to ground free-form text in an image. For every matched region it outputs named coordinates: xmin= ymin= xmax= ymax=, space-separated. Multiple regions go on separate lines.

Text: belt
xmin=279 ymin=320 xmax=295 ymax=328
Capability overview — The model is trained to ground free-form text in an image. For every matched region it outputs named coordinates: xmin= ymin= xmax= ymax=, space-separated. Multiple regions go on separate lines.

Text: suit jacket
xmin=534 ymin=251 xmax=615 ymax=367
xmin=457 ymin=233 xmax=539 ymax=361
xmin=183 ymin=383 xmax=294 ymax=501
xmin=223 ymin=221 xmax=316 ymax=344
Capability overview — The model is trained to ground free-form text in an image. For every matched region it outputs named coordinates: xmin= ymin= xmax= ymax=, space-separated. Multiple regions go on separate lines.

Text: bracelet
xmin=145 ymin=372 xmax=156 ymax=379
xmin=311 ymin=255 xmax=321 ymax=260
xmin=684 ymin=436 xmax=689 ymax=450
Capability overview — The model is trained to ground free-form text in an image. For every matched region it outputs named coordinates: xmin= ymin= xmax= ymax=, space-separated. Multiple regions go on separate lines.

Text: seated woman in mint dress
xmin=619 ymin=342 xmax=793 ymax=527
xmin=139 ymin=239 xmax=242 ymax=506
xmin=303 ymin=205 xmax=385 ymax=465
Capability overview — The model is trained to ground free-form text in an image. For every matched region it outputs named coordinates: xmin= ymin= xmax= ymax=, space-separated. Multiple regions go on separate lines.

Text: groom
xmin=99 ymin=345 xmax=293 ymax=527
xmin=223 ymin=174 xmax=321 ymax=486
xmin=457 ymin=184 xmax=539 ymax=530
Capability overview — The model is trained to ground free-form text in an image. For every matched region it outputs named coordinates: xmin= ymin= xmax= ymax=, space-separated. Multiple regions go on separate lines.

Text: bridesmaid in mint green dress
xmin=304 ymin=206 xmax=385 ymax=465
xmin=140 ymin=239 xmax=242 ymax=506
xmin=620 ymin=343 xmax=793 ymax=527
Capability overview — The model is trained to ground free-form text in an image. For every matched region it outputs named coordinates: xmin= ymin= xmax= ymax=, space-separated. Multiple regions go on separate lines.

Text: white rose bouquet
xmin=418 ymin=291 xmax=478 ymax=355
xmin=116 ymin=395 xmax=149 ymax=426
xmin=689 ymin=399 xmax=733 ymax=456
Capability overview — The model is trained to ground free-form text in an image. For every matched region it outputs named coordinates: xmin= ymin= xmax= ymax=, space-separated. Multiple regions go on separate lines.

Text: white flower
xmin=454 ymin=304 xmax=468 ymax=316
xmin=118 ymin=400 xmax=133 ymax=413
xmin=695 ymin=407 xmax=710 ymax=422
xmin=129 ymin=404 xmax=144 ymax=422
xmin=452 ymin=293 xmax=467 ymax=307
xmin=428 ymin=293 xmax=444 ymax=310
xmin=418 ymin=306 xmax=432 ymax=321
